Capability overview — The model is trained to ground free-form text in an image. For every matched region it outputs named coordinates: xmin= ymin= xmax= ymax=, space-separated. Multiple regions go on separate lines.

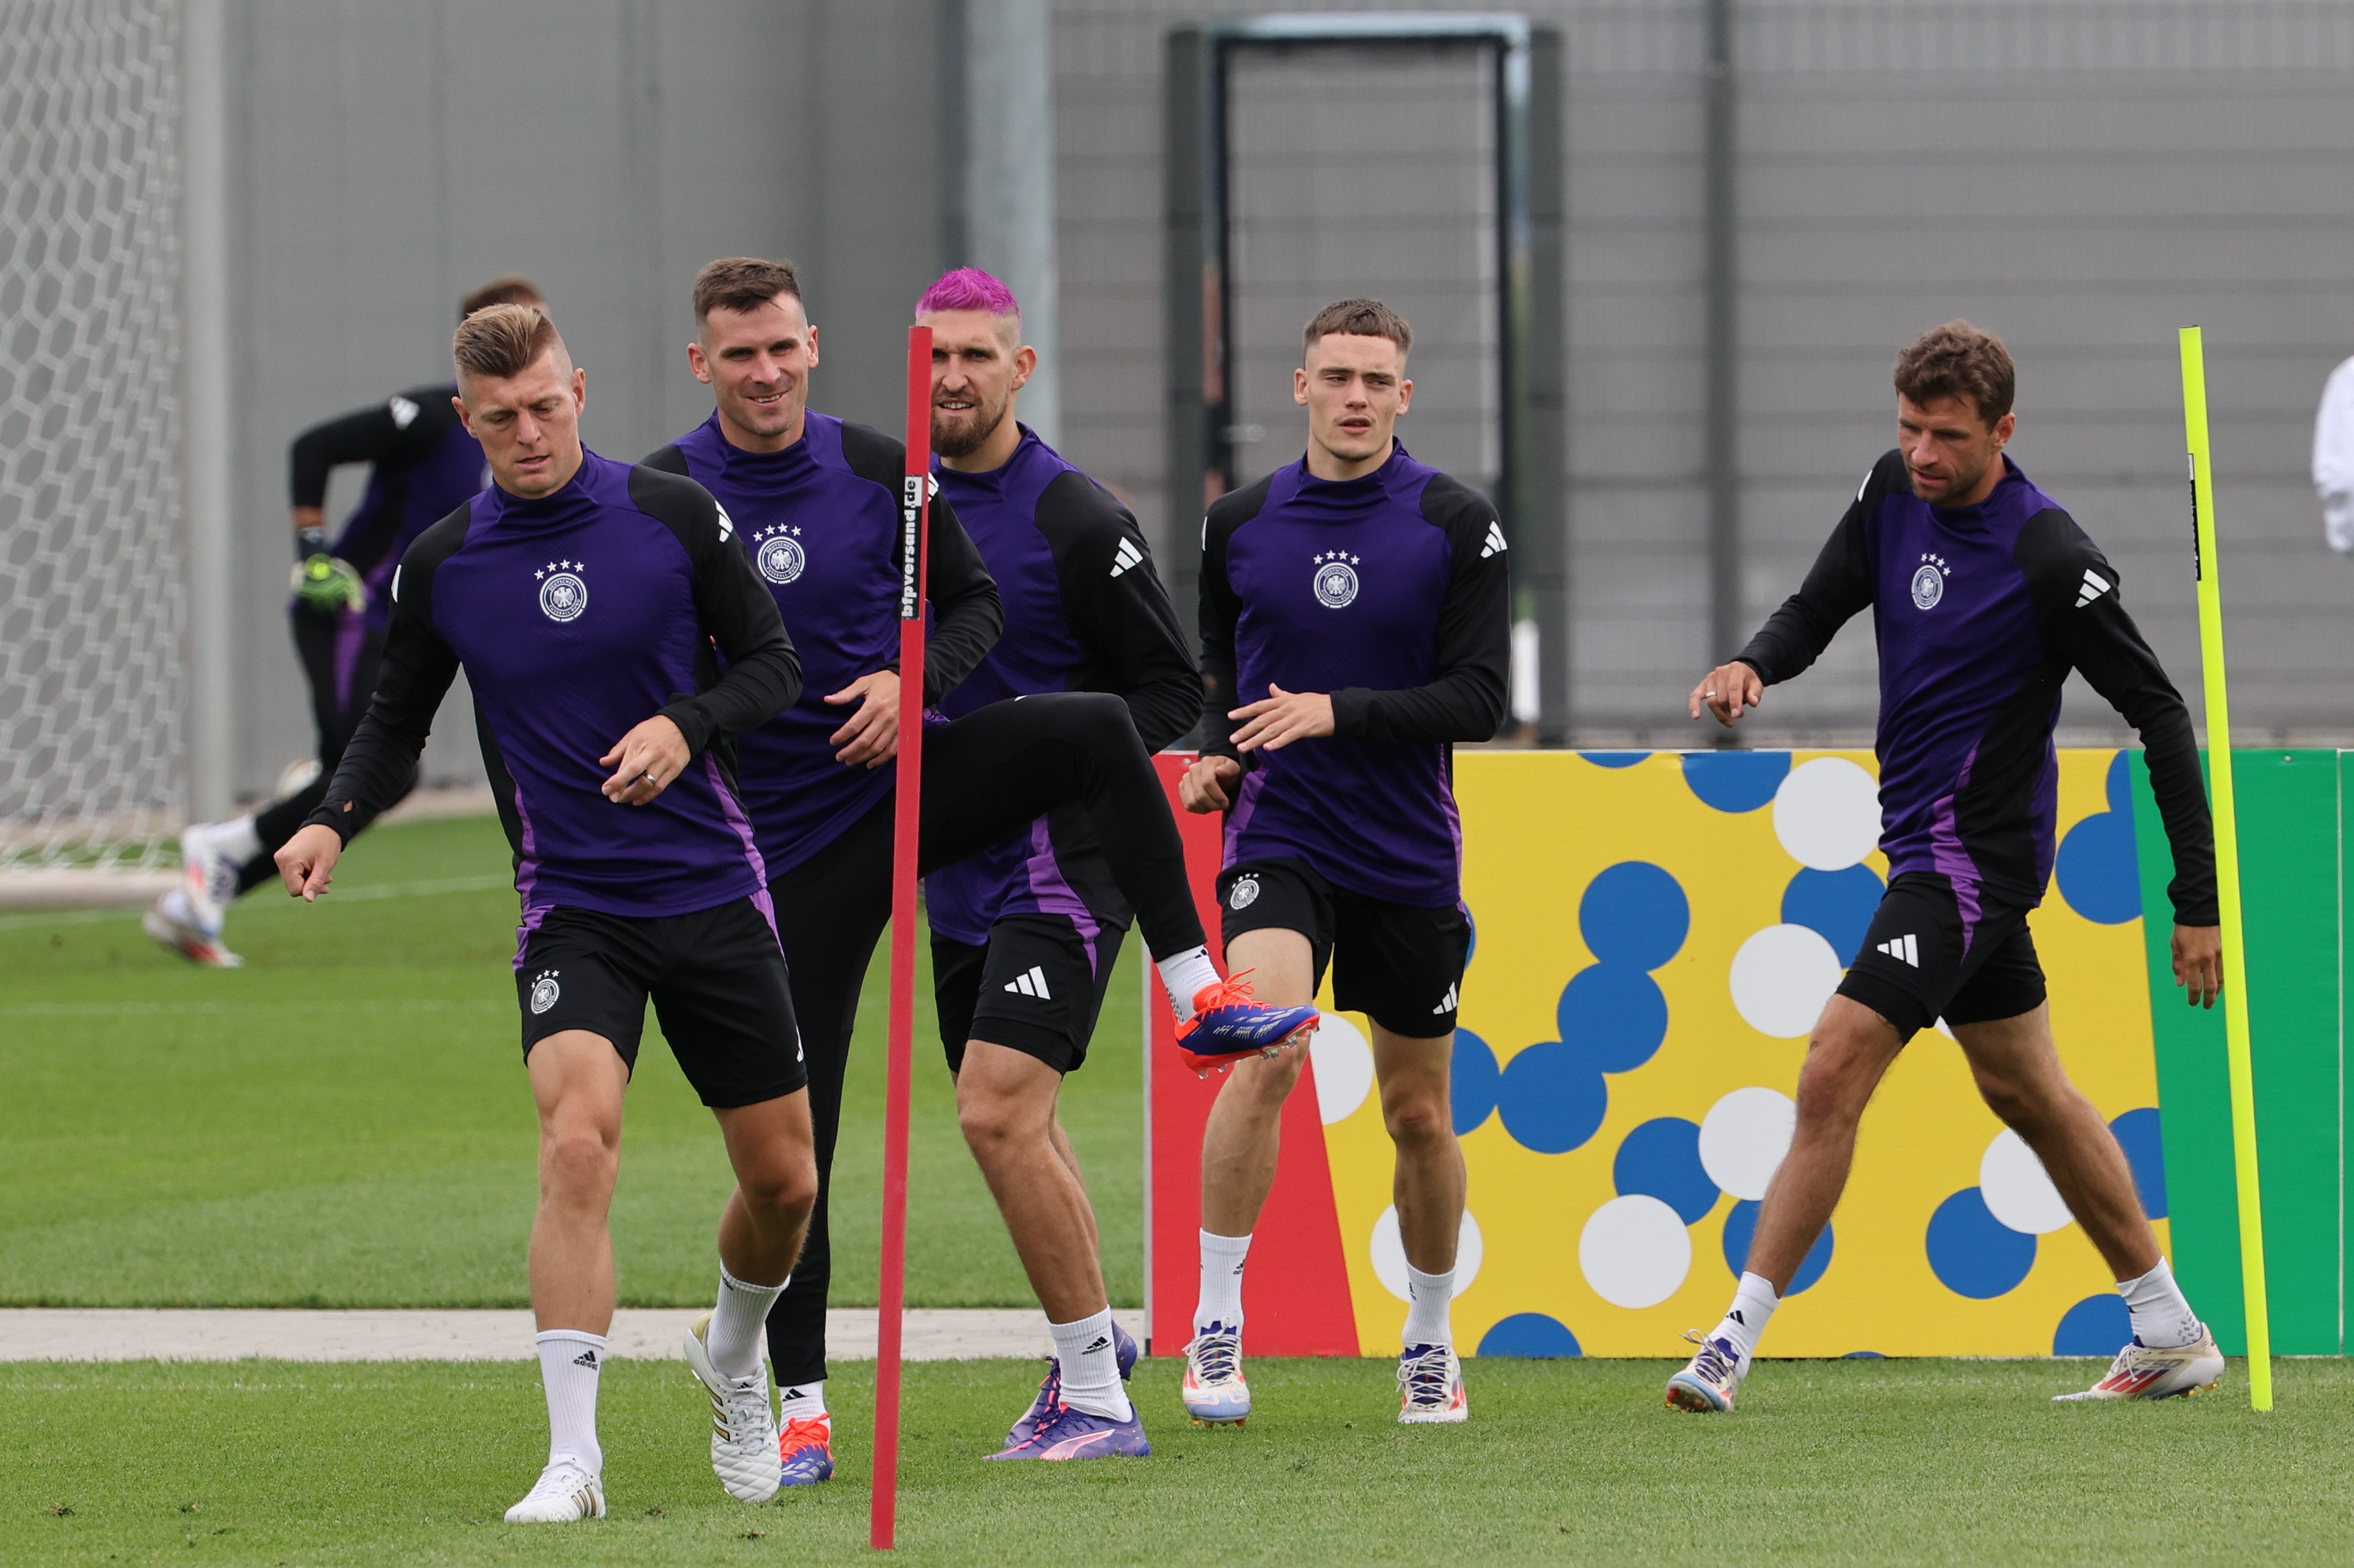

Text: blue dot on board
xmin=1463 ymin=905 xmax=1477 ymax=968
xmin=1613 ymin=1118 xmax=1718 ymax=1224
xmin=1780 ymin=865 xmax=1886 ymax=966
xmin=1925 ymin=1187 xmax=2037 ymax=1298
xmin=1496 ymin=1042 xmax=1610 ymax=1155
xmin=1477 ymin=1313 xmax=1583 ymax=1359
xmin=2104 ymin=748 xmax=2134 ymax=816
xmin=1581 ymin=750 xmax=1649 ymax=769
xmin=2056 ymin=810 xmax=2139 ymax=925
xmin=1451 ymin=1028 xmax=1501 ymax=1136
xmin=1841 ymin=1351 xmax=1887 ymax=1359
xmin=1555 ymin=966 xmax=1669 ymax=1074
xmin=2110 ymin=1107 xmax=2166 ymax=1220
xmin=2053 ymin=1293 xmax=2131 ymax=1356
xmin=1722 ymin=1199 xmax=1832 ymax=1294
xmin=1679 ymin=749 xmax=1791 ymax=814
xmin=1578 ymin=861 xmax=1689 ymax=971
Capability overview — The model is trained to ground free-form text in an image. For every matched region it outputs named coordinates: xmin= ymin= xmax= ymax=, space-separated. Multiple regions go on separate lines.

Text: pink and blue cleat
xmin=1664 ymin=1331 xmax=1744 ymax=1414
xmin=1181 ymin=1322 xmax=1250 ymax=1425
xmin=986 ymin=1402 xmax=1151 ymax=1461
xmin=1006 ymin=1320 xmax=1137 ymax=1447
xmin=1174 ymin=973 xmax=1319 ymax=1075
xmin=777 ymin=1416 xmax=833 ymax=1486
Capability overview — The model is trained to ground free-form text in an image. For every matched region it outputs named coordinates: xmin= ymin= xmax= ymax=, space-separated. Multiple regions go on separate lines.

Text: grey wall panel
xmin=220 ymin=0 xmax=945 ymax=801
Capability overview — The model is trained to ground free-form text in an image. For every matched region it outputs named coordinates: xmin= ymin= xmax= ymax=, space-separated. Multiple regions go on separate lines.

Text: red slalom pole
xmin=870 ymin=325 xmax=932 ymax=1551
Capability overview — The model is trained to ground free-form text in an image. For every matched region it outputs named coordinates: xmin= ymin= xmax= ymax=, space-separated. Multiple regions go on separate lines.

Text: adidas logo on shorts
xmin=1433 ymin=983 xmax=1459 ymax=1014
xmin=1874 ymin=934 xmax=1921 ymax=968
xmin=1004 ymin=965 xmax=1053 ymax=1000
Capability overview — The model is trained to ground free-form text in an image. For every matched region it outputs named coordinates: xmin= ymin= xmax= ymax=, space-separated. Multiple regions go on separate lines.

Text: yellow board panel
xmin=1321 ymin=749 xmax=2161 ymax=1358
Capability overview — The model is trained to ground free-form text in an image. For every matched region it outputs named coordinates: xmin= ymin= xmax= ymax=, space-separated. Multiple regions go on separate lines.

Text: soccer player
xmin=642 ymin=258 xmax=1313 ymax=1481
xmin=147 ymin=274 xmax=545 ymax=968
xmin=921 ymin=268 xmax=1200 ymax=1460
xmin=1670 ymin=321 xmax=2224 ymax=1413
xmin=275 ymin=304 xmax=815 ymax=1522
xmin=1177 ymin=299 xmax=1512 ymax=1426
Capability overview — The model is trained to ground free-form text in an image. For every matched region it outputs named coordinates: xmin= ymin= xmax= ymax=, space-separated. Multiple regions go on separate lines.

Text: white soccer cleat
xmin=179 ymin=822 xmax=244 ymax=932
xmin=1180 ymin=1324 xmax=1251 ymax=1426
xmin=1664 ymin=1330 xmax=1744 ymax=1414
xmin=2054 ymin=1328 xmax=2225 ymax=1402
xmin=503 ymin=1457 xmax=605 ymax=1523
xmin=1397 ymin=1342 xmax=1468 ymax=1424
xmin=684 ymin=1312 xmax=781 ymax=1503
xmin=142 ymin=887 xmax=243 ymax=969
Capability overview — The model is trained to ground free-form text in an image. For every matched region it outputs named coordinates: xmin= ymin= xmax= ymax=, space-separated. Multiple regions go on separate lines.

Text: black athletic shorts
xmin=1835 ymin=871 xmax=2047 ymax=1042
xmin=515 ymin=895 xmax=806 ymax=1108
xmin=932 ymin=913 xmax=1127 ymax=1075
xmin=1216 ymin=857 xmax=1468 ymax=1038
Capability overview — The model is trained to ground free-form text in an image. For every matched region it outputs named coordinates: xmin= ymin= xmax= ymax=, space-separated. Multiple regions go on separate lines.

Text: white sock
xmin=534 ymin=1329 xmax=606 ymax=1473
xmin=211 ymin=815 xmax=261 ymax=865
xmin=706 ymin=1263 xmax=785 ymax=1380
xmin=777 ymin=1378 xmax=827 ymax=1425
xmin=1710 ymin=1271 xmax=1781 ymax=1371
xmin=2120 ymin=1258 xmax=2202 ymax=1349
xmin=1049 ymin=1308 xmax=1133 ymax=1420
xmin=1403 ymin=1264 xmax=1455 ymax=1349
xmin=1158 ymin=946 xmax=1221 ymax=1020
xmin=1194 ymin=1229 xmax=1251 ymax=1332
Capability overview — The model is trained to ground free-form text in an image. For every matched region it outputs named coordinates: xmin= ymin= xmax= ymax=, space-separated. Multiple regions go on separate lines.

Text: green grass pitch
xmin=7 ymin=817 xmax=2354 ymax=1563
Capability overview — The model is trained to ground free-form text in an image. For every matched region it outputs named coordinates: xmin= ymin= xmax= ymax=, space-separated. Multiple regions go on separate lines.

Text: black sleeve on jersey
xmin=838 ymin=421 xmax=1004 ymax=703
xmin=1036 ymin=469 xmax=1202 ymax=751
xmin=289 ymin=387 xmax=464 ymax=509
xmin=1325 ymin=475 xmax=1511 ymax=744
xmin=639 ymin=441 xmax=690 ymax=477
xmin=1734 ymin=450 xmax=1903 ymax=683
xmin=2015 ymin=508 xmax=2218 ymax=926
xmin=1198 ymin=477 xmax=1276 ymax=761
xmin=304 ymin=508 xmax=468 ymax=844
xmin=627 ymin=465 xmax=803 ymax=758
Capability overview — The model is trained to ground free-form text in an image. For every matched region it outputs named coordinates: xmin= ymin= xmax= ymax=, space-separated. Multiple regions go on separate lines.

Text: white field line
xmin=0 ymin=1308 xmax=1049 ymax=1363
xmin=0 ymin=873 xmax=513 ymax=932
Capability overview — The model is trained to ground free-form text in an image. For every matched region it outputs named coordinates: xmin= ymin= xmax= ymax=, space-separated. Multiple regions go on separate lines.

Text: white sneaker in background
xmin=142 ymin=886 xmax=243 ymax=969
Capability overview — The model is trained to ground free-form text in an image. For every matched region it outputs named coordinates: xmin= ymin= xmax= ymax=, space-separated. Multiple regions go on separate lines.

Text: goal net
xmin=0 ymin=0 xmax=191 ymax=873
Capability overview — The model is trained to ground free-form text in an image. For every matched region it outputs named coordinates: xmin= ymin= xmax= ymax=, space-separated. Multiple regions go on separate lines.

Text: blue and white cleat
xmin=1180 ymin=1323 xmax=1251 ymax=1426
xmin=1397 ymin=1342 xmax=1467 ymax=1424
xmin=777 ymin=1416 xmax=834 ymax=1485
xmin=1174 ymin=973 xmax=1319 ymax=1074
xmin=986 ymin=1402 xmax=1151 ymax=1461
xmin=1664 ymin=1330 xmax=1744 ymax=1414
xmin=1006 ymin=1320 xmax=1137 ymax=1447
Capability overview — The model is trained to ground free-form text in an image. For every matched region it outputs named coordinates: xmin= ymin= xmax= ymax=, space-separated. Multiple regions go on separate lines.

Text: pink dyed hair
xmin=916 ymin=267 xmax=1021 ymax=321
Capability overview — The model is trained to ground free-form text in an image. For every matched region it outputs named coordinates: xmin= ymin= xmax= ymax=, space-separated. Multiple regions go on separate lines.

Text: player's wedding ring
xmin=640 ymin=771 xmax=657 ymax=785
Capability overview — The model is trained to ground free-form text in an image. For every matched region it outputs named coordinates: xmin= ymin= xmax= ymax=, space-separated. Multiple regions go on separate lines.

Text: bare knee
xmin=541 ymin=1124 xmax=618 ymax=1202
xmin=1382 ymin=1087 xmax=1454 ymax=1150
xmin=738 ymin=1148 xmax=818 ymax=1220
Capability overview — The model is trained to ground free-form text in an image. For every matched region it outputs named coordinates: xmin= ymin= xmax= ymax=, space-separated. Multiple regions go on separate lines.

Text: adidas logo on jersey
xmin=388 ymin=393 xmax=420 ymax=430
xmin=2074 ymin=567 xmax=2112 ymax=608
xmin=1111 ymin=538 xmax=1144 ymax=577
xmin=1004 ymin=965 xmax=1053 ymax=1000
xmin=1433 ymin=982 xmax=1459 ymax=1014
xmin=1874 ymin=934 xmax=1921 ymax=967
xmin=1479 ymin=520 xmax=1509 ymax=558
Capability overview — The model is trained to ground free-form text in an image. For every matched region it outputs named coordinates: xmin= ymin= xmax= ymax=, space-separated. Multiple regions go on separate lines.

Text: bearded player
xmin=1178 ymin=299 xmax=1511 ymax=1425
xmin=643 ymin=258 xmax=1314 ymax=1481
xmin=276 ymin=305 xmax=816 ymax=1520
xmin=150 ymin=275 xmax=544 ymax=967
xmin=1670 ymin=321 xmax=2224 ymax=1414
xmin=922 ymin=268 xmax=1201 ymax=1460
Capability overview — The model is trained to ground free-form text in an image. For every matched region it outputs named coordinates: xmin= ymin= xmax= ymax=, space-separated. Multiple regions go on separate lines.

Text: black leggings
xmin=238 ymin=610 xmax=416 ymax=894
xmin=763 ymin=689 xmax=1203 ymax=1389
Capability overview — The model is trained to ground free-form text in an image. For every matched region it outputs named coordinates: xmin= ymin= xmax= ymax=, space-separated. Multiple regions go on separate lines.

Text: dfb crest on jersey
xmin=536 ymin=559 xmax=588 ymax=622
xmin=754 ymin=524 xmax=806 ymax=585
xmin=529 ymin=969 xmax=561 ymax=1015
xmin=1227 ymin=874 xmax=1260 ymax=910
xmin=1311 ymin=548 xmax=1362 ymax=609
xmin=1910 ymin=552 xmax=1948 ymax=611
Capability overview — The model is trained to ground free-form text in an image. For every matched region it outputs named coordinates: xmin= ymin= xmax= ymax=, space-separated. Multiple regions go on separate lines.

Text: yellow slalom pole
xmin=2177 ymin=326 xmax=2271 ymax=1410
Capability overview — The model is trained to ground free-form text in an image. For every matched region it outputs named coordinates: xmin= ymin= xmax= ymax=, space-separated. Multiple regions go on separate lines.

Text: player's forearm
xmin=1123 ymin=666 xmax=1206 ymax=754
xmin=661 ymin=637 xmax=800 ymax=759
xmin=1735 ymin=597 xmax=1841 ymax=687
xmin=2120 ymin=698 xmax=2218 ymax=927
xmin=307 ymin=714 xmax=428 ymax=844
xmin=1331 ymin=669 xmax=1507 ymax=746
xmin=916 ymin=570 xmax=1003 ymax=704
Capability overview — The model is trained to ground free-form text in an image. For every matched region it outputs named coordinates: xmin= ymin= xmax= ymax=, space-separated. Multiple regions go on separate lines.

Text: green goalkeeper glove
xmin=292 ymin=552 xmax=366 ymax=613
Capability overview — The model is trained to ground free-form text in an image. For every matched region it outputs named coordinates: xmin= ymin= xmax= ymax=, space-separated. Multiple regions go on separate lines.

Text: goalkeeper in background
xmin=146 ymin=274 xmax=545 ymax=967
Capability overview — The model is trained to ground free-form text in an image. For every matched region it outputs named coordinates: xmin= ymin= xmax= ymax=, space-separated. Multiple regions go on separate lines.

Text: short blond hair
xmin=453 ymin=303 xmax=563 ymax=383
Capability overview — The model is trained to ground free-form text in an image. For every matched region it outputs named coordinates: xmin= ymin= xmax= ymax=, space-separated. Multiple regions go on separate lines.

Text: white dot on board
xmin=1729 ymin=924 xmax=1843 ymax=1038
xmin=1772 ymin=756 xmax=1883 ymax=871
xmin=1370 ymin=1206 xmax=1484 ymax=1302
xmin=1698 ymin=1085 xmax=1797 ymax=1202
xmin=1310 ymin=1012 xmax=1374 ymax=1125
xmin=1578 ymin=1194 xmax=1693 ymax=1309
xmin=1979 ymin=1128 xmax=2075 ymax=1235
